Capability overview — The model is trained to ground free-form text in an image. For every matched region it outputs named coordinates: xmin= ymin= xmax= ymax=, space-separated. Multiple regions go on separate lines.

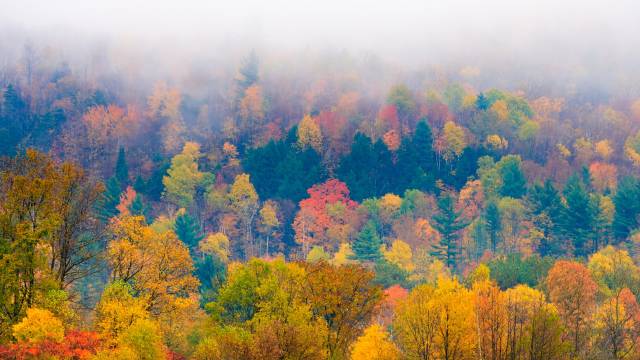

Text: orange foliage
xmin=589 ymin=162 xmax=618 ymax=191
xmin=0 ymin=330 xmax=101 ymax=359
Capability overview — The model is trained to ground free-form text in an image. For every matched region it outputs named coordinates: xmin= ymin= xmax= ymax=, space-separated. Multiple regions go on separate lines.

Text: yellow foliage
xmin=625 ymin=130 xmax=640 ymax=167
xmin=350 ymin=324 xmax=400 ymax=360
xmin=441 ymin=121 xmax=467 ymax=160
xmin=486 ymin=134 xmax=508 ymax=149
xmin=12 ymin=308 xmax=64 ymax=343
xmin=383 ymin=239 xmax=415 ymax=272
xmin=394 ymin=278 xmax=476 ymax=359
xmin=333 ymin=243 xmax=356 ymax=266
xmin=297 ymin=114 xmax=323 ymax=152
xmin=556 ymin=143 xmax=571 ymax=158
xmin=200 ymin=232 xmax=231 ymax=263
xmin=491 ymin=99 xmax=509 ymax=121
xmin=595 ymin=139 xmax=614 ymax=161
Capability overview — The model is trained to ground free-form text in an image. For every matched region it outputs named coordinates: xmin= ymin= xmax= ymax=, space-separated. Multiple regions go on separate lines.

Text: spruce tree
xmin=498 ymin=155 xmax=526 ymax=198
xmin=95 ymin=176 xmax=121 ymax=222
xmin=612 ymin=177 xmax=640 ymax=241
xmin=484 ymin=200 xmax=502 ymax=253
xmin=174 ymin=212 xmax=204 ymax=250
xmin=431 ymin=193 xmax=469 ymax=271
xmin=561 ymin=175 xmax=598 ymax=257
xmin=115 ymin=146 xmax=129 ymax=187
xmin=351 ymin=220 xmax=383 ymax=262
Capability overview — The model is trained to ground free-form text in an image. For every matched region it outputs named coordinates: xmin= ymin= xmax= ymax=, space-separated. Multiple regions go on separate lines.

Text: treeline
xmin=2 ymin=46 xmax=640 ymax=359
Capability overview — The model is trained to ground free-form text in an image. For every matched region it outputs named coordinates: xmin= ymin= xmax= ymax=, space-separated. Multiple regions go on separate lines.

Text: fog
xmin=1 ymin=0 xmax=640 ymax=97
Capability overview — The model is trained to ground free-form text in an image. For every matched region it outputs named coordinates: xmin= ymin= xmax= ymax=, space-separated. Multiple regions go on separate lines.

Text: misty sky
xmin=3 ymin=0 xmax=638 ymax=57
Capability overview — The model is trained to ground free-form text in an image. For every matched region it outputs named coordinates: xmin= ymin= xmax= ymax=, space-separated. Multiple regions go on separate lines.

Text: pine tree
xmin=174 ymin=212 xmax=204 ymax=250
xmin=129 ymin=194 xmax=148 ymax=220
xmin=612 ymin=177 xmax=640 ymax=241
xmin=528 ymin=180 xmax=563 ymax=256
xmin=484 ymin=200 xmax=502 ymax=253
xmin=413 ymin=120 xmax=434 ymax=171
xmin=115 ymin=146 xmax=129 ymax=187
xmin=498 ymin=155 xmax=526 ymax=198
xmin=561 ymin=175 xmax=598 ymax=257
xmin=95 ymin=176 xmax=121 ymax=222
xmin=351 ymin=220 xmax=383 ymax=262
xmin=431 ymin=193 xmax=469 ymax=271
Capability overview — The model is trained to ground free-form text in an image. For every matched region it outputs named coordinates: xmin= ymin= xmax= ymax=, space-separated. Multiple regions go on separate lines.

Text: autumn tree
xmin=162 ymin=141 xmax=206 ymax=209
xmin=228 ymin=173 xmax=260 ymax=258
xmin=351 ymin=324 xmax=400 ymax=360
xmin=302 ymin=261 xmax=383 ymax=359
xmin=546 ymin=260 xmax=597 ymax=357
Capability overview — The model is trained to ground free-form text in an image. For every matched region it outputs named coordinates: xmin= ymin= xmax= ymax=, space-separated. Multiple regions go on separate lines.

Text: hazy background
xmin=1 ymin=0 xmax=639 ymax=97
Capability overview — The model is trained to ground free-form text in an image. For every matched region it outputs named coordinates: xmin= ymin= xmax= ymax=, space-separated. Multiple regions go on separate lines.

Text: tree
xmin=527 ymin=180 xmax=563 ymax=256
xmin=293 ymin=179 xmax=357 ymax=254
xmin=497 ymin=155 xmax=526 ymax=198
xmin=352 ymin=220 xmax=383 ymax=263
xmin=12 ymin=308 xmax=64 ymax=344
xmin=485 ymin=200 xmax=502 ymax=253
xmin=351 ymin=324 xmax=400 ymax=360
xmin=302 ymin=261 xmax=383 ymax=359
xmin=394 ymin=278 xmax=476 ymax=360
xmin=115 ymin=146 xmax=129 ymax=186
xmin=162 ymin=141 xmax=206 ymax=208
xmin=257 ymin=201 xmax=280 ymax=257
xmin=439 ymin=121 xmax=467 ymax=162
xmin=228 ymin=174 xmax=259 ymax=258
xmin=0 ymin=150 xmax=102 ymax=338
xmin=174 ymin=211 xmax=204 ymax=250
xmin=588 ymin=246 xmax=640 ymax=297
xmin=612 ymin=177 xmax=640 ymax=241
xmin=96 ymin=176 xmax=122 ymax=222
xmin=546 ymin=260 xmax=597 ymax=357
xmin=107 ymin=216 xmax=199 ymax=315
xmin=337 ymin=133 xmax=395 ymax=201
xmin=594 ymin=288 xmax=640 ymax=360
xmin=297 ymin=114 xmax=323 ymax=153
xmin=431 ymin=193 xmax=469 ymax=271
xmin=561 ymin=175 xmax=598 ymax=257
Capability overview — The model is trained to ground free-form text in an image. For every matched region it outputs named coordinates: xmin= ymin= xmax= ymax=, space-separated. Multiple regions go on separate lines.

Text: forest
xmin=2 ymin=3 xmax=640 ymax=358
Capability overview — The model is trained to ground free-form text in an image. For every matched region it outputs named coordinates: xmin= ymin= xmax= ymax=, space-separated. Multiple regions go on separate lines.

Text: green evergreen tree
xmin=561 ymin=175 xmax=598 ymax=257
xmin=115 ymin=146 xmax=129 ymax=187
xmin=351 ymin=220 xmax=383 ymax=262
xmin=95 ymin=176 xmax=121 ymax=222
xmin=497 ymin=155 xmax=526 ymax=198
xmin=484 ymin=199 xmax=502 ymax=253
xmin=528 ymin=180 xmax=563 ymax=256
xmin=174 ymin=212 xmax=204 ymax=250
xmin=129 ymin=193 xmax=148 ymax=220
xmin=431 ymin=193 xmax=469 ymax=271
xmin=612 ymin=177 xmax=640 ymax=241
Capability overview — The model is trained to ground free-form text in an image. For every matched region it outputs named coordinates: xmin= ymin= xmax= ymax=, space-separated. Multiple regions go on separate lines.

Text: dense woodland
xmin=2 ymin=41 xmax=640 ymax=360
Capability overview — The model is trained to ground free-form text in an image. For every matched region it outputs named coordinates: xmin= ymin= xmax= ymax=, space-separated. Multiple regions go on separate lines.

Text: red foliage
xmin=377 ymin=104 xmax=400 ymax=132
xmin=0 ymin=330 xmax=101 ymax=360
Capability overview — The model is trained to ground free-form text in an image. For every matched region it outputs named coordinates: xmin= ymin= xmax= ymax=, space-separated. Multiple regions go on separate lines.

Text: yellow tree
xmin=162 ymin=141 xmax=206 ymax=208
xmin=297 ymin=114 xmax=323 ymax=153
xmin=383 ymin=239 xmax=415 ymax=272
xmin=258 ymin=200 xmax=280 ymax=257
xmin=439 ymin=121 xmax=467 ymax=162
xmin=351 ymin=324 xmax=400 ymax=360
xmin=594 ymin=288 xmax=640 ymax=360
xmin=228 ymin=174 xmax=260 ymax=258
xmin=394 ymin=278 xmax=476 ymax=360
xmin=107 ymin=216 xmax=199 ymax=315
xmin=12 ymin=308 xmax=65 ymax=343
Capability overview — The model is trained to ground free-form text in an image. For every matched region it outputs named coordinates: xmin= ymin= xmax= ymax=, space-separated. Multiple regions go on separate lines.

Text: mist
xmin=1 ymin=0 xmax=639 ymax=102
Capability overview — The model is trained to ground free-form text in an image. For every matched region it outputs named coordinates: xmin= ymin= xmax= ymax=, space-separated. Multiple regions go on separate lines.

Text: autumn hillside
xmin=2 ymin=33 xmax=640 ymax=359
